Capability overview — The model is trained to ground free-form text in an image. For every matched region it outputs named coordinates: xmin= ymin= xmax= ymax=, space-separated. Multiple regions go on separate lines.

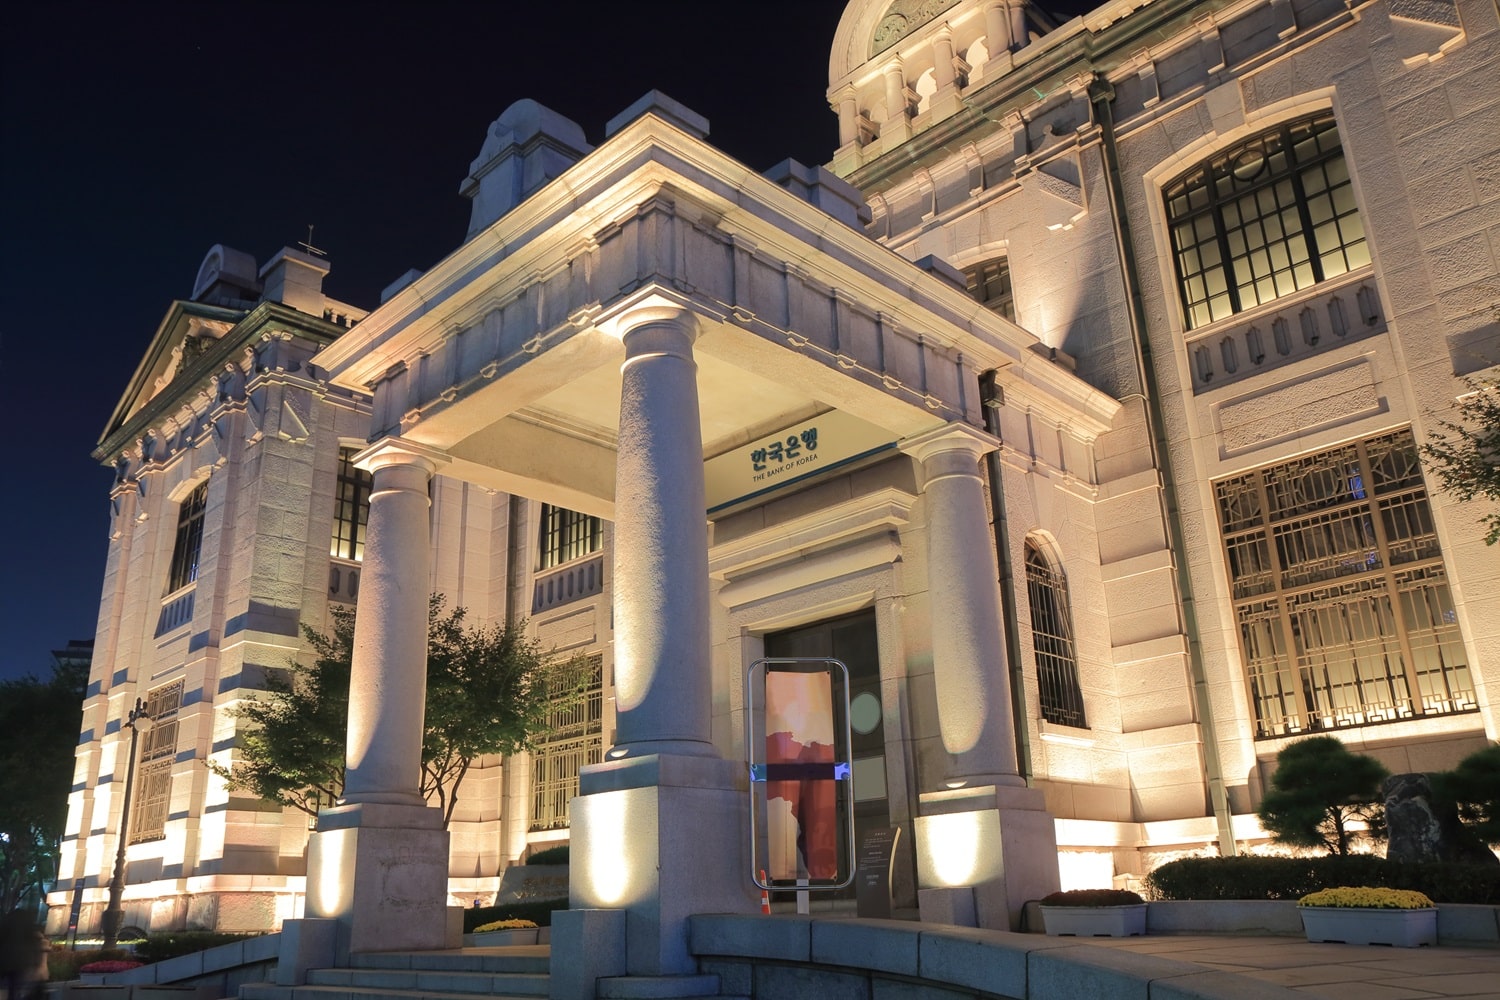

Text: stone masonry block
xmin=812 ymin=918 xmax=919 ymax=977
xmin=689 ymin=913 xmax=812 ymax=962
xmin=915 ymin=927 xmax=1040 ymax=996
xmin=1029 ymin=943 xmax=1203 ymax=1000
xmin=1151 ymin=970 xmax=1306 ymax=999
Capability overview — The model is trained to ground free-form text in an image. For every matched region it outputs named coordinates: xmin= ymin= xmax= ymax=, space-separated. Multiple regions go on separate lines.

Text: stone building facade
xmin=50 ymin=0 xmax=1499 ymax=938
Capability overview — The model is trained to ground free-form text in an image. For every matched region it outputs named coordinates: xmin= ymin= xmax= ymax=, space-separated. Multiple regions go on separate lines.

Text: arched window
xmin=1165 ymin=111 xmax=1369 ymax=329
xmin=1023 ymin=539 xmax=1087 ymax=728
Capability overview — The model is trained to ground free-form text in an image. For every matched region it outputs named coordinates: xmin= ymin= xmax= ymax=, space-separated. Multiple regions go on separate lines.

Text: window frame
xmin=165 ymin=481 xmax=209 ymax=594
xmin=1164 ymin=111 xmax=1369 ymax=330
xmin=129 ymin=680 xmax=184 ymax=845
xmin=536 ymin=503 xmax=602 ymax=571
xmin=529 ymin=654 xmax=604 ymax=831
xmin=330 ymin=446 xmax=373 ymax=562
xmin=1022 ymin=539 xmax=1088 ymax=729
xmin=963 ymin=257 xmax=1016 ymax=323
xmin=1215 ymin=429 xmax=1476 ymax=739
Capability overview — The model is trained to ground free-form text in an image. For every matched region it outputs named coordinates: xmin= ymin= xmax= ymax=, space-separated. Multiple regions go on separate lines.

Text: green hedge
xmin=526 ymin=844 xmax=569 ymax=866
xmin=131 ymin=932 xmax=263 ymax=964
xmin=462 ymin=899 xmax=565 ymax=932
xmin=1145 ymin=856 xmax=1500 ymax=904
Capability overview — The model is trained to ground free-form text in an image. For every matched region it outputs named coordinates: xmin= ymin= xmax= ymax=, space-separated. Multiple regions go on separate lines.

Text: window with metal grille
xmin=529 ymin=654 xmax=604 ymax=831
xmin=330 ymin=447 xmax=372 ymax=561
xmin=536 ymin=504 xmax=602 ymax=570
xmin=165 ymin=482 xmax=208 ymax=593
xmin=1165 ymin=111 xmax=1369 ymax=330
xmin=129 ymin=680 xmax=184 ymax=844
xmin=1023 ymin=540 xmax=1088 ymax=728
xmin=1216 ymin=429 xmax=1476 ymax=738
xmin=963 ymin=258 xmax=1015 ymax=322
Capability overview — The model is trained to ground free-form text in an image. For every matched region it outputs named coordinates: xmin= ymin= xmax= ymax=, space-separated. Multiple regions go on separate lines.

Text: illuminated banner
xmin=704 ymin=410 xmax=894 ymax=513
xmin=747 ymin=658 xmax=854 ymax=891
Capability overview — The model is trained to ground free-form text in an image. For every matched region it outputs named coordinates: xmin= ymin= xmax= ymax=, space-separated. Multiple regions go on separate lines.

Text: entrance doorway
xmin=764 ymin=609 xmax=888 ymax=901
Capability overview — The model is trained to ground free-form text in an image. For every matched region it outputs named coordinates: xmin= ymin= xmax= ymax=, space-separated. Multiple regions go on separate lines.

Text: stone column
xmin=932 ymin=27 xmax=957 ymax=90
xmin=901 ymin=422 xmax=1058 ymax=932
xmin=300 ymin=438 xmax=460 ymax=960
xmin=342 ymin=442 xmax=444 ymax=803
xmin=1007 ymin=0 xmax=1028 ymax=51
xmin=902 ymin=423 xmax=1021 ymax=788
xmin=834 ymin=87 xmax=859 ymax=147
xmin=610 ymin=308 xmax=715 ymax=758
xmin=984 ymin=0 xmax=1012 ymax=52
xmin=561 ymin=305 xmax=755 ymax=987
xmin=883 ymin=62 xmax=907 ymax=123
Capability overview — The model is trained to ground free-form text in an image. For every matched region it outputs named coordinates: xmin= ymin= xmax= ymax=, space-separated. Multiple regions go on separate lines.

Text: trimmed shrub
xmin=131 ymin=932 xmax=262 ymax=964
xmin=463 ymin=900 xmax=564 ymax=932
xmin=1145 ymin=855 xmax=1500 ymax=904
xmin=526 ymin=844 xmax=569 ymax=866
xmin=1039 ymin=889 xmax=1144 ymax=907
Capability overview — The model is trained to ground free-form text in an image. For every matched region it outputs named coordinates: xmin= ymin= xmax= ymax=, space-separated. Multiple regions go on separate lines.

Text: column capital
xmin=351 ymin=437 xmax=451 ymax=476
xmin=899 ymin=422 xmax=998 ymax=465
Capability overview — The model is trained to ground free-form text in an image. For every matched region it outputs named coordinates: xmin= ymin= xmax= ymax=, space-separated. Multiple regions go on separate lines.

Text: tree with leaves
xmin=1432 ymin=744 xmax=1500 ymax=847
xmin=1422 ymin=376 xmax=1500 ymax=545
xmin=1257 ymin=736 xmax=1389 ymax=856
xmin=0 ymin=657 xmax=89 ymax=913
xmin=211 ymin=596 xmax=580 ymax=827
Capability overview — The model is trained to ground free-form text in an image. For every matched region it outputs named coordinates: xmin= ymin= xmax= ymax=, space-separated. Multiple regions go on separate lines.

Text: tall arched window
xmin=1024 ymin=539 xmax=1087 ymax=728
xmin=1165 ymin=111 xmax=1369 ymax=329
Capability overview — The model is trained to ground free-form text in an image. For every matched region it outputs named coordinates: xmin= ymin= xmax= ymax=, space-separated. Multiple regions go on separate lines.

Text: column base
xmin=305 ymin=802 xmax=457 ymax=957
xmin=913 ymin=784 xmax=1060 ymax=931
xmin=567 ymin=754 xmax=758 ymax=975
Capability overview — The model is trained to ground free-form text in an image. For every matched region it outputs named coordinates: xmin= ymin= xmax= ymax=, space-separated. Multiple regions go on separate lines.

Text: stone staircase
xmin=241 ymin=947 xmax=551 ymax=1000
xmin=238 ymin=945 xmax=736 ymax=1000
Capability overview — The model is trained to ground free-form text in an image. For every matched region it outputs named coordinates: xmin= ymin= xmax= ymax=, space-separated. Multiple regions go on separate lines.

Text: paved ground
xmin=1084 ymin=934 xmax=1500 ymax=999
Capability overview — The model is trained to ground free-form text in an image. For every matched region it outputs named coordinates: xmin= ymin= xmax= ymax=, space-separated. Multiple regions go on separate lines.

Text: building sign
xmin=704 ymin=410 xmax=895 ymax=512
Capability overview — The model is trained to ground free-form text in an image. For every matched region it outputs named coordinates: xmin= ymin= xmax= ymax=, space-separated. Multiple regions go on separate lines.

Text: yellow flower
xmin=473 ymin=918 xmax=540 ymax=932
xmin=1298 ymin=887 xmax=1433 ymax=909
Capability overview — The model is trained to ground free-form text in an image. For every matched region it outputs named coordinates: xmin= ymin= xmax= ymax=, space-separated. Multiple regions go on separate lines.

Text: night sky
xmin=0 ymin=1 xmax=1095 ymax=683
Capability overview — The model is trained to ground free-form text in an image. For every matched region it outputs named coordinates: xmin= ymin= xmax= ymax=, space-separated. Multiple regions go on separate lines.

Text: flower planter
xmin=464 ymin=927 xmax=541 ymax=947
xmin=1040 ymin=903 xmax=1147 ymax=938
xmin=1299 ymin=906 xmax=1437 ymax=947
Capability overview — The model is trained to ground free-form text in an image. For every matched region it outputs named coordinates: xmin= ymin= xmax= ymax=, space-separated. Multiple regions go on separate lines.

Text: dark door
xmin=765 ymin=609 xmax=887 ymax=899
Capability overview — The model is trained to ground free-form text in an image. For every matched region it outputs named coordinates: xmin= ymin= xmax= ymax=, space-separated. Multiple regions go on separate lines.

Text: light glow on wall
xmin=583 ymin=794 xmax=631 ymax=905
xmin=924 ymin=812 xmax=986 ymax=887
xmin=1057 ymin=851 xmax=1114 ymax=892
xmin=311 ymin=834 xmax=348 ymax=916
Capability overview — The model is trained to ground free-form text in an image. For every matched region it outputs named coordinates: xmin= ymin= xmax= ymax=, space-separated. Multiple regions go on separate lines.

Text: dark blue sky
xmin=0 ymin=1 xmax=1094 ymax=682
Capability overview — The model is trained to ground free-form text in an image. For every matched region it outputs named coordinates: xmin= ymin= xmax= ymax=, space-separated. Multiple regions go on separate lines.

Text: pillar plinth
xmin=902 ymin=422 xmax=1058 ymax=930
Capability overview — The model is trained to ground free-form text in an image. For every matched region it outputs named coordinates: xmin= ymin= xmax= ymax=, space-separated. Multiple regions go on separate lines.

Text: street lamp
xmin=101 ymin=697 xmax=151 ymax=950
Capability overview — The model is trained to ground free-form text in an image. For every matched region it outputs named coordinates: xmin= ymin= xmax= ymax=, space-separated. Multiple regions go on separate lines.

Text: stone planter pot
xmin=1300 ymin=906 xmax=1437 ymax=947
xmin=464 ymin=927 xmax=541 ymax=947
xmin=1040 ymin=904 xmax=1147 ymax=938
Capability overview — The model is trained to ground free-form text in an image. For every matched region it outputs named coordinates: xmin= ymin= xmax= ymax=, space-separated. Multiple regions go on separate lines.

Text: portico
xmin=303 ymin=94 xmax=1116 ymax=975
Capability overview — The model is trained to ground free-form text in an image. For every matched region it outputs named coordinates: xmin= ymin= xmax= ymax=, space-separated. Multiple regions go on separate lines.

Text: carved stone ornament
xmin=872 ymin=0 xmax=962 ymax=56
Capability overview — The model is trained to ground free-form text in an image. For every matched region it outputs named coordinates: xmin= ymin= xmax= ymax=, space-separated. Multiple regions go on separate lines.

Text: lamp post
xmin=101 ymin=697 xmax=151 ymax=950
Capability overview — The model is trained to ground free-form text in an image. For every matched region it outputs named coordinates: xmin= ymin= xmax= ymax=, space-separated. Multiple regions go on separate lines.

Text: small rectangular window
xmin=537 ymin=504 xmax=602 ymax=570
xmin=963 ymin=258 xmax=1015 ymax=322
xmin=331 ymin=447 xmax=373 ymax=561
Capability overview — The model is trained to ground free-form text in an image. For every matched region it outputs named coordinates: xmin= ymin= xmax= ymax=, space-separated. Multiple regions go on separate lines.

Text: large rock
xmin=1384 ymin=773 xmax=1498 ymax=865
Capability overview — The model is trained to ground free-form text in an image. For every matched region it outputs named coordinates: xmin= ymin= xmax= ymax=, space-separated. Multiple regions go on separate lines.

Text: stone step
xmin=349 ymin=947 xmax=550 ymax=975
xmin=596 ymin=974 xmax=721 ymax=998
xmin=242 ymin=985 xmax=545 ymax=1000
xmin=306 ymin=967 xmax=550 ymax=996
